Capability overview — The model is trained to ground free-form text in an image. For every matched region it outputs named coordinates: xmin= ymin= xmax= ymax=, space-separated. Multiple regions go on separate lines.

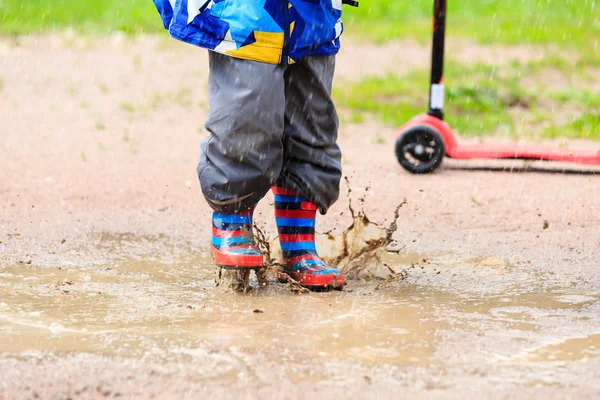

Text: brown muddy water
xmin=1 ymin=249 xmax=599 ymax=388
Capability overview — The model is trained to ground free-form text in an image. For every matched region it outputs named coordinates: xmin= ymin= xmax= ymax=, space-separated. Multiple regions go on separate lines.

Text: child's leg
xmin=272 ymin=186 xmax=345 ymax=289
xmin=272 ymin=56 xmax=345 ymax=288
xmin=199 ymin=52 xmax=287 ymax=268
xmin=276 ymin=56 xmax=342 ymax=214
xmin=198 ymin=52 xmax=287 ymax=214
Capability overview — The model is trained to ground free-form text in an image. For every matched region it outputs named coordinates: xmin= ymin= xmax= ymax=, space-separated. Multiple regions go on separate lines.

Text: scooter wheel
xmin=395 ymin=125 xmax=445 ymax=174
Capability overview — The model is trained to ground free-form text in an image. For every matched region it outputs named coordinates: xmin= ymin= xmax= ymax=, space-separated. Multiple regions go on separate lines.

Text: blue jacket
xmin=152 ymin=0 xmax=353 ymax=64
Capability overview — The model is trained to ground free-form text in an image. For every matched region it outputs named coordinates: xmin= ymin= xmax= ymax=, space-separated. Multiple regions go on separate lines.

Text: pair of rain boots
xmin=210 ymin=187 xmax=345 ymax=289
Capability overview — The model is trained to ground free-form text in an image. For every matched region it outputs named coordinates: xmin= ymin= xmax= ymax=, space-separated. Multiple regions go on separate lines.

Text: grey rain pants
xmin=197 ymin=52 xmax=342 ymax=214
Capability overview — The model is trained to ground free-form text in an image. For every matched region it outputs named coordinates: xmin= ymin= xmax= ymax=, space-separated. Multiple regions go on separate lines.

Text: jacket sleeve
xmin=152 ymin=0 xmax=175 ymax=30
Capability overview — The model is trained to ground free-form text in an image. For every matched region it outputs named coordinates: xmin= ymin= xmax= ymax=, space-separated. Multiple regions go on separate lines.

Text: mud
xmin=1 ymin=242 xmax=599 ymax=398
xmin=1 ymin=36 xmax=600 ymax=399
xmin=2 ymin=246 xmax=599 ymax=362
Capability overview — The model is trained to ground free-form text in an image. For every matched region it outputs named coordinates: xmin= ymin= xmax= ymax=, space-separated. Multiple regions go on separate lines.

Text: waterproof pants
xmin=197 ymin=52 xmax=342 ymax=214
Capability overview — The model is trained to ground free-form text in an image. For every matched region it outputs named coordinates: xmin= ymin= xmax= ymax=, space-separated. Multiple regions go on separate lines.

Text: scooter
xmin=394 ymin=0 xmax=600 ymax=174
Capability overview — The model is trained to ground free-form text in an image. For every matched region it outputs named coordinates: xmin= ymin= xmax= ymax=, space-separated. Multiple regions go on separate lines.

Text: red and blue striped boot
xmin=210 ymin=209 xmax=263 ymax=269
xmin=272 ymin=187 xmax=345 ymax=289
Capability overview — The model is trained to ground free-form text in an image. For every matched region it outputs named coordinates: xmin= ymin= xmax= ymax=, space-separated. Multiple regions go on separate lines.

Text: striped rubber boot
xmin=272 ymin=187 xmax=345 ymax=289
xmin=210 ymin=209 xmax=263 ymax=269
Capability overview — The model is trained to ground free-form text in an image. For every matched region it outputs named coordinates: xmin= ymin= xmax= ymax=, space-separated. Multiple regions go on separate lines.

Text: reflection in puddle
xmin=0 ymin=254 xmax=599 ymax=385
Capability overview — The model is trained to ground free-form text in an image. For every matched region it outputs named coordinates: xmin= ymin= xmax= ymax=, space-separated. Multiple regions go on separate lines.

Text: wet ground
xmin=1 ymin=36 xmax=600 ymax=399
xmin=1 ymin=239 xmax=599 ymax=399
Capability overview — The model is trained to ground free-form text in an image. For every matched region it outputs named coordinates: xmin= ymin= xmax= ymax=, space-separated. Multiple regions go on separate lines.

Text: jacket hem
xmin=169 ymin=23 xmax=340 ymax=64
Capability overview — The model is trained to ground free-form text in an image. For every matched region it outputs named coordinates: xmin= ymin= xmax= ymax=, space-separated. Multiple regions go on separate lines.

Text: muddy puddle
xmin=1 ymin=250 xmax=599 ymax=386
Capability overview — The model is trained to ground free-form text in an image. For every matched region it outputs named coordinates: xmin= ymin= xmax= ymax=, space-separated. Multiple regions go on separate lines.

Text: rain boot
xmin=210 ymin=209 xmax=263 ymax=268
xmin=272 ymin=187 xmax=345 ymax=289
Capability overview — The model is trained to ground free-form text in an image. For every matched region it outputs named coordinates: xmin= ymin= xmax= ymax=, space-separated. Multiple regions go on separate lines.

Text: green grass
xmin=335 ymin=59 xmax=600 ymax=139
xmin=344 ymin=0 xmax=600 ymax=46
xmin=2 ymin=0 xmax=599 ymax=47
xmin=549 ymin=89 xmax=600 ymax=108
xmin=334 ymin=62 xmax=535 ymax=137
xmin=543 ymin=113 xmax=600 ymax=140
xmin=0 ymin=0 xmax=159 ymax=34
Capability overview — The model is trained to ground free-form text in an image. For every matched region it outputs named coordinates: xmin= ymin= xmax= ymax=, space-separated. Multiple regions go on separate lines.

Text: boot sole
xmin=278 ymin=270 xmax=346 ymax=290
xmin=210 ymin=245 xmax=263 ymax=269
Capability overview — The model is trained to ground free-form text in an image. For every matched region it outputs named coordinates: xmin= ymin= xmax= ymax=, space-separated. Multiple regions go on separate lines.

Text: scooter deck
xmin=449 ymin=143 xmax=600 ymax=165
xmin=400 ymin=114 xmax=600 ymax=167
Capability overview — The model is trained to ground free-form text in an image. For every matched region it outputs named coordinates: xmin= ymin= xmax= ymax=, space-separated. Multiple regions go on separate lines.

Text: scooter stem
xmin=428 ymin=0 xmax=446 ymax=120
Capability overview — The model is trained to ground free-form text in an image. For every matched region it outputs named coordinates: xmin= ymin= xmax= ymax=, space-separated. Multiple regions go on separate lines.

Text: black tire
xmin=395 ymin=125 xmax=445 ymax=174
